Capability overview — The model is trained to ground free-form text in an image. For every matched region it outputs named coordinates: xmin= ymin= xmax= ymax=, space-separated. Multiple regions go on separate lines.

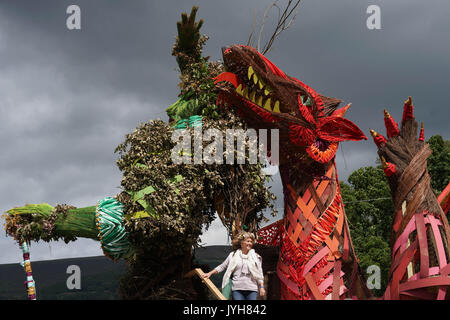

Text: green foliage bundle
xmin=114 ymin=114 xmax=276 ymax=255
xmin=3 ymin=204 xmax=97 ymax=244
xmin=170 ymin=6 xmax=224 ymax=121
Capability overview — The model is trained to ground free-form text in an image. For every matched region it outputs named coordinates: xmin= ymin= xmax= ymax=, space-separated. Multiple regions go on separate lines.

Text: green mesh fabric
xmin=188 ymin=115 xmax=203 ymax=128
xmin=95 ymin=197 xmax=133 ymax=260
xmin=175 ymin=118 xmax=189 ymax=129
xmin=174 ymin=115 xmax=203 ymax=129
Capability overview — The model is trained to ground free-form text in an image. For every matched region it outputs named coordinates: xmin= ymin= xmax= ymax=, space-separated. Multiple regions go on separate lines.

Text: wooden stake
xmin=184 ymin=268 xmax=227 ymax=300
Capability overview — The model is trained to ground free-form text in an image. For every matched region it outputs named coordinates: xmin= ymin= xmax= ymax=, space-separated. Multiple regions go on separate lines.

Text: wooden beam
xmin=184 ymin=268 xmax=227 ymax=300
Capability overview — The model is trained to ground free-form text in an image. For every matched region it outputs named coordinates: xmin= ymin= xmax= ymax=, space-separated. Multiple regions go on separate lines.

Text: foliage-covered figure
xmin=3 ymin=7 xmax=276 ymax=300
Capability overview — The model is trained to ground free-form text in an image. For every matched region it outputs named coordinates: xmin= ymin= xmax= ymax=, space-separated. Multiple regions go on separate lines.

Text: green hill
xmin=0 ymin=245 xmax=231 ymax=300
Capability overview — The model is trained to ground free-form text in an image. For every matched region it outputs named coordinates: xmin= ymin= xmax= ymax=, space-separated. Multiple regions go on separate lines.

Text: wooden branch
xmin=257 ymin=1 xmax=277 ymax=52
xmin=261 ymin=0 xmax=302 ymax=54
xmin=246 ymin=1 xmax=302 ymax=54
xmin=247 ymin=9 xmax=258 ymax=47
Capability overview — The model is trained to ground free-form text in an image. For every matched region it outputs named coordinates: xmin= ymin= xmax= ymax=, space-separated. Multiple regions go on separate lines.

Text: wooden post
xmin=184 ymin=268 xmax=227 ymax=300
xmin=402 ymin=201 xmax=414 ymax=279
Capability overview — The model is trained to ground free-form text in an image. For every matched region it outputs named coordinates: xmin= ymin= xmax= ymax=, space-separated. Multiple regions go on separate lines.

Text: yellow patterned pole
xmin=20 ymin=242 xmax=36 ymax=300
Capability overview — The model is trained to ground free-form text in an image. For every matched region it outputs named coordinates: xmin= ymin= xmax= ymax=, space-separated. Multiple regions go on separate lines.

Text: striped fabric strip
xmin=96 ymin=197 xmax=133 ymax=261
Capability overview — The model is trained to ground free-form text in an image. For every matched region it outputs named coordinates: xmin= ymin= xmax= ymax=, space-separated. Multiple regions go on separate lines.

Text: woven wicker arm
xmin=370 ymin=97 xmax=450 ymax=300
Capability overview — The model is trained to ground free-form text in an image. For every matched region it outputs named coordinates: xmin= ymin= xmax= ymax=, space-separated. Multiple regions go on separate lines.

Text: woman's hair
xmin=231 ymin=231 xmax=256 ymax=250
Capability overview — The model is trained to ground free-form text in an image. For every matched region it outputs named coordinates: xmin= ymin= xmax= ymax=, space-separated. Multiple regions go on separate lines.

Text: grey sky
xmin=0 ymin=0 xmax=448 ymax=264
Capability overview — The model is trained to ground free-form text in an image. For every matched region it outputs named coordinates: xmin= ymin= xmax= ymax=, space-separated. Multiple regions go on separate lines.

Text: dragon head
xmin=215 ymin=45 xmax=367 ymax=165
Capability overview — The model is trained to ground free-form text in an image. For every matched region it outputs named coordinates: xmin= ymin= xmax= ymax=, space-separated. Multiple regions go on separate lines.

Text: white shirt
xmin=215 ymin=251 xmax=264 ymax=291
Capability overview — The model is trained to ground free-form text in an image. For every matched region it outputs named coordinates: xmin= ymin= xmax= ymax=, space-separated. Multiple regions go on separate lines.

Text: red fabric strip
xmin=440 ymin=262 xmax=450 ymax=276
xmin=277 ymin=261 xmax=300 ymax=296
xmin=302 ymin=246 xmax=329 ymax=276
xmin=428 ymin=215 xmax=448 ymax=268
xmin=400 ymin=289 xmax=436 ymax=300
xmin=332 ymin=260 xmax=342 ymax=300
xmin=390 ymin=239 xmax=418 ymax=299
xmin=399 ymin=277 xmax=450 ymax=292
xmin=305 ymin=273 xmax=324 ymax=300
xmin=312 ymin=260 xmax=334 ymax=283
xmin=415 ymin=212 xmax=430 ymax=278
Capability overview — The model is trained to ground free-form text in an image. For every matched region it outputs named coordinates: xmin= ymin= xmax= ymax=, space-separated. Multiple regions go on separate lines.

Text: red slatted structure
xmin=257 ymin=162 xmax=370 ymax=300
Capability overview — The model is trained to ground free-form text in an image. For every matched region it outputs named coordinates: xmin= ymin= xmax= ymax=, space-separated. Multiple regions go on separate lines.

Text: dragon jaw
xmin=215 ymin=45 xmax=367 ymax=164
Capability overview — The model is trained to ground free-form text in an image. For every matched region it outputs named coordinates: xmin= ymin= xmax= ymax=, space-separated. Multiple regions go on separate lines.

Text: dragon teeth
xmin=249 ymin=90 xmax=256 ymax=102
xmin=236 ymin=84 xmax=243 ymax=95
xmin=247 ymin=65 xmax=272 ymax=98
xmin=248 ymin=66 xmax=254 ymax=80
xmin=258 ymin=79 xmax=264 ymax=90
xmin=264 ymin=98 xmax=272 ymax=111
xmin=242 ymin=87 xmax=248 ymax=98
xmin=253 ymin=73 xmax=258 ymax=84
xmin=273 ymin=100 xmax=280 ymax=113
xmin=256 ymin=95 xmax=263 ymax=107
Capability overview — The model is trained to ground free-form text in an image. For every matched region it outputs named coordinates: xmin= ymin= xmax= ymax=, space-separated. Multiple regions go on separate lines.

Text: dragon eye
xmin=301 ymin=95 xmax=312 ymax=107
xmin=298 ymin=94 xmax=316 ymax=125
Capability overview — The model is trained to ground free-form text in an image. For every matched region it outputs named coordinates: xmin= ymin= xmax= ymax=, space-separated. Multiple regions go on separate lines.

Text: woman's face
xmin=241 ymin=237 xmax=254 ymax=252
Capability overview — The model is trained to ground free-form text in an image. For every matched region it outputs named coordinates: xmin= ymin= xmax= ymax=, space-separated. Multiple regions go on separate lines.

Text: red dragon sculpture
xmin=214 ymin=45 xmax=371 ymax=300
xmin=214 ymin=45 xmax=450 ymax=300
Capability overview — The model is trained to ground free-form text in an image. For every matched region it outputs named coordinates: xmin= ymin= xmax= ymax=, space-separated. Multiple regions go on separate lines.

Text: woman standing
xmin=202 ymin=231 xmax=265 ymax=300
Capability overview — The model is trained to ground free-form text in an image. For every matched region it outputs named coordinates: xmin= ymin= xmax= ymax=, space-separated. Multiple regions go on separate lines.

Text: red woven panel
xmin=438 ymin=182 xmax=450 ymax=215
xmin=274 ymin=162 xmax=361 ymax=300
xmin=385 ymin=211 xmax=450 ymax=300
xmin=256 ymin=219 xmax=283 ymax=246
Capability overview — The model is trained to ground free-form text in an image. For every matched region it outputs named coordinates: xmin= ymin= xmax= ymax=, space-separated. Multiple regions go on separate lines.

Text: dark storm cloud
xmin=255 ymin=0 xmax=450 ymax=177
xmin=0 ymin=0 xmax=448 ymax=263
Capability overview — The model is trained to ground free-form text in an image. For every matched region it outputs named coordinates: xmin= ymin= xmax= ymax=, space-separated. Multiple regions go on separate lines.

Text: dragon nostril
xmin=314 ymin=138 xmax=330 ymax=152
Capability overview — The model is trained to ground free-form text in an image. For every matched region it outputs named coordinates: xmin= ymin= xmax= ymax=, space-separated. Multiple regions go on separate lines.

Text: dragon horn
xmin=419 ymin=121 xmax=425 ymax=142
xmin=402 ymin=96 xmax=414 ymax=124
xmin=370 ymin=129 xmax=387 ymax=148
xmin=381 ymin=156 xmax=397 ymax=177
xmin=384 ymin=109 xmax=400 ymax=138
xmin=332 ymin=103 xmax=352 ymax=118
